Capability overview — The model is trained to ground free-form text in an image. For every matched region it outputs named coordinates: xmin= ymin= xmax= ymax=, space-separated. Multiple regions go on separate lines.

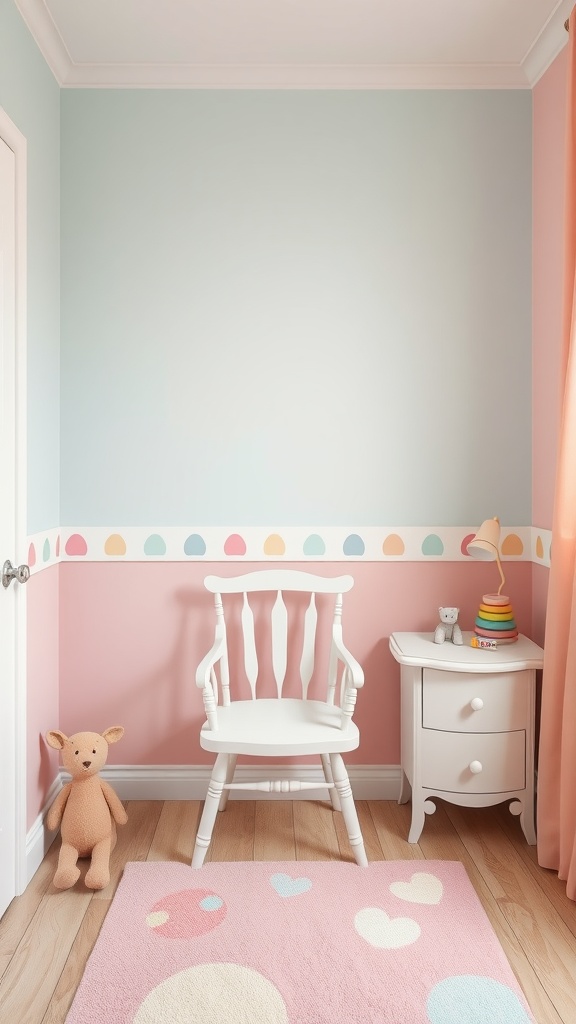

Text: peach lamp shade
xmin=466 ymin=516 xmax=506 ymax=596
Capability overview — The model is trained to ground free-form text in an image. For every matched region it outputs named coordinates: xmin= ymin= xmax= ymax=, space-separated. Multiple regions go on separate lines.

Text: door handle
xmin=2 ymin=559 xmax=30 ymax=589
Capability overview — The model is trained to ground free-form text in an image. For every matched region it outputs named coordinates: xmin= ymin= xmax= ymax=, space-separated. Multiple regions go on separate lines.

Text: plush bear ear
xmin=46 ymin=730 xmax=68 ymax=750
xmin=102 ymin=726 xmax=124 ymax=745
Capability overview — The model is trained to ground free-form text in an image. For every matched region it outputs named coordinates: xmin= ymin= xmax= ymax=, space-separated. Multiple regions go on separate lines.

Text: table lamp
xmin=466 ymin=517 xmax=518 ymax=643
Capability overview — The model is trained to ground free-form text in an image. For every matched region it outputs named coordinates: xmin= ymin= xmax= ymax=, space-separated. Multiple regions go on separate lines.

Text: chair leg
xmin=329 ymin=753 xmax=368 ymax=867
xmin=321 ymin=754 xmax=341 ymax=811
xmin=218 ymin=754 xmax=237 ymax=812
xmin=192 ymin=753 xmax=229 ymax=868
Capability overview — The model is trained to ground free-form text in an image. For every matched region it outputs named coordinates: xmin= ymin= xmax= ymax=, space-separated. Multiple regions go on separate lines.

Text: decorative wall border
xmin=25 ymin=525 xmax=553 ymax=574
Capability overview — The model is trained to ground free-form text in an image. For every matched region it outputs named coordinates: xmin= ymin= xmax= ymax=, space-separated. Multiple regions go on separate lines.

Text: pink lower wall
xmin=29 ymin=559 xmax=529 ymax=781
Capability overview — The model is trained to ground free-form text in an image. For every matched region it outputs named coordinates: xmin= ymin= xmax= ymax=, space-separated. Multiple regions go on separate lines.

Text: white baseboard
xmin=27 ymin=764 xmax=402 ymax=881
xmin=25 ymin=776 xmax=61 ymax=885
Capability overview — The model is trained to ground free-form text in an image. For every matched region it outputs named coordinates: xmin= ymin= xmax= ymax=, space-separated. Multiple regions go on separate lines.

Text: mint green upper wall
xmin=0 ymin=0 xmax=60 ymax=535
xmin=60 ymin=89 xmax=532 ymax=529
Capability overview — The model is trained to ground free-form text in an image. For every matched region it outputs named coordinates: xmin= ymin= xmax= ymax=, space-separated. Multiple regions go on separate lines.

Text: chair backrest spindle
xmin=241 ymin=592 xmax=259 ymax=699
xmin=213 ymin=591 xmax=231 ymax=706
xmin=300 ymin=592 xmax=317 ymax=700
xmin=326 ymin=592 xmax=344 ymax=706
xmin=271 ymin=590 xmax=288 ymax=698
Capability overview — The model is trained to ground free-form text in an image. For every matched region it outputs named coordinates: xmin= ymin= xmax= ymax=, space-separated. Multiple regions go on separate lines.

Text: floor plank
xmin=146 ymin=800 xmax=200 ymax=864
xmin=368 ymin=799 xmax=426 ymax=860
xmin=293 ymin=800 xmax=341 ymax=861
xmin=41 ymin=899 xmax=110 ymax=1024
xmin=0 ymin=840 xmax=60 ymax=983
xmin=254 ymin=801 xmax=296 ymax=860
xmin=205 ymin=800 xmax=256 ymax=862
xmin=492 ymin=802 xmax=576 ymax=940
xmin=0 ymin=887 xmax=92 ymax=1024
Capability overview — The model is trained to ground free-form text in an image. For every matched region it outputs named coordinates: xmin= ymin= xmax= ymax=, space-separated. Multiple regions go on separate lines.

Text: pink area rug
xmin=65 ymin=860 xmax=535 ymax=1024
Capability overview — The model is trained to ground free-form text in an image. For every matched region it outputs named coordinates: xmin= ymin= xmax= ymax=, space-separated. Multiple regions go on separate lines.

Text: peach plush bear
xmin=45 ymin=726 xmax=128 ymax=890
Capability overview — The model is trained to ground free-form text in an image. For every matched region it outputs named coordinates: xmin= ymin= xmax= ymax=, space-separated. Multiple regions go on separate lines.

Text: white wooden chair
xmin=192 ymin=570 xmax=367 ymax=867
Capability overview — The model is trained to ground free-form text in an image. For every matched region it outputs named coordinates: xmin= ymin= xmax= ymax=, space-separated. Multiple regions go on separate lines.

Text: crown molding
xmin=13 ymin=0 xmax=570 ymax=90
xmin=52 ymin=62 xmax=533 ymax=91
xmin=522 ymin=0 xmax=572 ymax=86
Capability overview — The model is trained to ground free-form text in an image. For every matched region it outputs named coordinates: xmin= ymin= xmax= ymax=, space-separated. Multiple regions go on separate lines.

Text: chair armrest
xmin=195 ymin=636 xmax=226 ymax=689
xmin=332 ymin=631 xmax=364 ymax=688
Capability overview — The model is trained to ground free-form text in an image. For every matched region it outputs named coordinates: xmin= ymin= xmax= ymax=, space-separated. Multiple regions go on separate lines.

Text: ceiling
xmin=14 ymin=0 xmax=574 ymax=89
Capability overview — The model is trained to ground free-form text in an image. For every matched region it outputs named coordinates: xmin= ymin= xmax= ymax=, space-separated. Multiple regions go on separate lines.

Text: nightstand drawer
xmin=422 ymin=668 xmax=530 ymax=733
xmin=421 ymin=729 xmax=526 ymax=793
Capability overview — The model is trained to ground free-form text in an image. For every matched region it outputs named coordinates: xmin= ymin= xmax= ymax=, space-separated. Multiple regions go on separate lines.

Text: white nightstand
xmin=389 ymin=631 xmax=544 ymax=844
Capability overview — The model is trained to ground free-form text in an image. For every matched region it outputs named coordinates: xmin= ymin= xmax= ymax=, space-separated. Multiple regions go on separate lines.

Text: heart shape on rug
xmin=270 ymin=873 xmax=312 ymax=898
xmin=354 ymin=907 xmax=421 ymax=949
xmin=390 ymin=872 xmax=443 ymax=905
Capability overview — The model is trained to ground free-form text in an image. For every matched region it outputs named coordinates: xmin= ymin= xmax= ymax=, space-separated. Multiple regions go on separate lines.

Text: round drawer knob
xmin=470 ymin=697 xmax=484 ymax=711
xmin=469 ymin=760 xmax=483 ymax=774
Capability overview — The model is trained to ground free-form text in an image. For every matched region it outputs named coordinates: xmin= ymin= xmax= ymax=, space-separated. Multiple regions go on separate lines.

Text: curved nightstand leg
xmin=407 ymin=796 xmax=436 ymax=844
xmin=510 ymin=798 xmax=536 ymax=845
xmin=398 ymin=770 xmax=411 ymax=805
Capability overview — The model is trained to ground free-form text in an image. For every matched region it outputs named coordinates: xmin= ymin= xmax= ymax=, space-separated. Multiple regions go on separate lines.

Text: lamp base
xmin=473 ymin=593 xmax=518 ymax=643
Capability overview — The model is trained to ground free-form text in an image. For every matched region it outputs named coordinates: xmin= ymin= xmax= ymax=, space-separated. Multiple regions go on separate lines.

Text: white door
xmin=0 ymin=114 xmax=27 ymax=919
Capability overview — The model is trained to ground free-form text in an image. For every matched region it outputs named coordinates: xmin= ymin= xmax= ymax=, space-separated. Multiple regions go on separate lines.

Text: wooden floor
xmin=0 ymin=798 xmax=575 ymax=1023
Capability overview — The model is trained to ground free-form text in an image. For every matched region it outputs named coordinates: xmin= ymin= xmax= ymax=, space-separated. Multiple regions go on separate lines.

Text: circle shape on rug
xmin=132 ymin=963 xmax=289 ymax=1024
xmin=146 ymin=888 xmax=227 ymax=938
xmin=427 ymin=975 xmax=532 ymax=1024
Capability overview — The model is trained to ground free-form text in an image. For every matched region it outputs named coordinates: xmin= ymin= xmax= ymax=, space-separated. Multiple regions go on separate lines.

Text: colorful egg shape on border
xmin=383 ymin=533 xmax=405 ymax=556
xmin=144 ymin=534 xmax=166 ymax=556
xmin=501 ymin=533 xmax=523 ymax=556
xmin=264 ymin=534 xmax=286 ymax=556
xmin=104 ymin=534 xmax=126 ymax=556
xmin=65 ymin=534 xmax=87 ymax=556
xmin=343 ymin=534 xmax=365 ymax=556
xmin=184 ymin=534 xmax=207 ymax=556
xmin=224 ymin=534 xmax=246 ymax=556
xmin=303 ymin=534 xmax=326 ymax=556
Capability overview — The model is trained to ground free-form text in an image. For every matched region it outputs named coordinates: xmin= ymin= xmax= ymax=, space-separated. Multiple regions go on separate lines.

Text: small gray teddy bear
xmin=434 ymin=607 xmax=463 ymax=645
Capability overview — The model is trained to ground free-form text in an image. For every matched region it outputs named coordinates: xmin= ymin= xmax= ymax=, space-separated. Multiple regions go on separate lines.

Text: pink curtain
xmin=536 ymin=8 xmax=576 ymax=899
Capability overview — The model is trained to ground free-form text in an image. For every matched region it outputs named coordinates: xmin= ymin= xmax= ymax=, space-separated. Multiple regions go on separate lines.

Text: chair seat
xmin=200 ymin=698 xmax=360 ymax=756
